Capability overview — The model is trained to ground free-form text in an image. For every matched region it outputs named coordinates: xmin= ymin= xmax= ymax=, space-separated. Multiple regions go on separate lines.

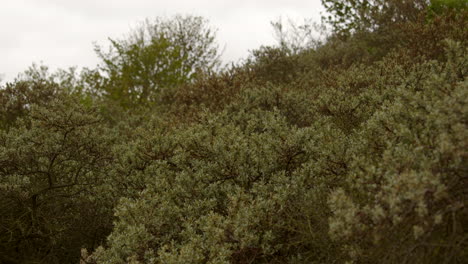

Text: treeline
xmin=0 ymin=0 xmax=467 ymax=263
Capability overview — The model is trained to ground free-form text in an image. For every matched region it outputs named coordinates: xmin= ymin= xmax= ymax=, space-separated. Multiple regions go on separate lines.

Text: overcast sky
xmin=0 ymin=0 xmax=324 ymax=83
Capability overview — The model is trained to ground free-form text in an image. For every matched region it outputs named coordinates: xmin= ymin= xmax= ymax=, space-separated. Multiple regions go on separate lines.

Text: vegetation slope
xmin=0 ymin=1 xmax=466 ymax=263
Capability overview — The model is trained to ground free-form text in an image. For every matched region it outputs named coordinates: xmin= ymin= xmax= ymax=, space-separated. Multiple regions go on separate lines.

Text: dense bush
xmin=1 ymin=2 xmax=466 ymax=263
xmin=0 ymin=95 xmax=114 ymax=263
xmin=80 ymin=39 xmax=465 ymax=264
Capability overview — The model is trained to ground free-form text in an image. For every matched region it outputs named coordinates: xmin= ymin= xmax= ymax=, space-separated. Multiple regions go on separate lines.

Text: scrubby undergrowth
xmin=1 ymin=2 xmax=467 ymax=264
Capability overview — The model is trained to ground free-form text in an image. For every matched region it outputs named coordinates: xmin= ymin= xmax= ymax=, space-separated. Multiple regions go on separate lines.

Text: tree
xmin=0 ymin=95 xmax=114 ymax=263
xmin=0 ymin=64 xmax=97 ymax=130
xmin=428 ymin=0 xmax=468 ymax=16
xmin=93 ymin=15 xmax=221 ymax=108
xmin=0 ymin=65 xmax=62 ymax=130
xmin=321 ymin=0 xmax=429 ymax=35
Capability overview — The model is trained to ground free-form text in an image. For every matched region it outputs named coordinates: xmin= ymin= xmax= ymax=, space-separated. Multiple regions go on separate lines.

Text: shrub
xmin=0 ymin=95 xmax=114 ymax=263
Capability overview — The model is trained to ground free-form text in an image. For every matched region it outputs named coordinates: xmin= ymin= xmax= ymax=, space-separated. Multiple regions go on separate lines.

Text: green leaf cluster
xmin=93 ymin=15 xmax=220 ymax=109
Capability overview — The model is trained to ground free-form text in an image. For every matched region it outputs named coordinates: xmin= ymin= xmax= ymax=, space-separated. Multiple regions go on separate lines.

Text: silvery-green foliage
xmin=92 ymin=40 xmax=466 ymax=264
xmin=1 ymin=6 xmax=465 ymax=263
xmin=328 ymin=41 xmax=467 ymax=263
xmin=92 ymin=107 xmax=327 ymax=263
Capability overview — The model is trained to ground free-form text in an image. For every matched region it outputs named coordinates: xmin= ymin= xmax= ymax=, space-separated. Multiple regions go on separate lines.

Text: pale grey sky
xmin=0 ymin=0 xmax=324 ymax=83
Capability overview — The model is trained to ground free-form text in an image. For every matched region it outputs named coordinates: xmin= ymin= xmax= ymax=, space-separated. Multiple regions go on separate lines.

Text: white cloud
xmin=0 ymin=0 xmax=324 ymax=82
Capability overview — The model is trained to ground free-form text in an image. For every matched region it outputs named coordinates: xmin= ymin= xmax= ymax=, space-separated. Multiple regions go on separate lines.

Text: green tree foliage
xmin=93 ymin=15 xmax=220 ymax=108
xmin=321 ymin=0 xmax=429 ymax=35
xmin=0 ymin=64 xmax=97 ymax=130
xmin=429 ymin=0 xmax=468 ymax=15
xmin=0 ymin=95 xmax=114 ymax=263
xmin=0 ymin=80 xmax=57 ymax=130
xmin=0 ymin=65 xmax=62 ymax=130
